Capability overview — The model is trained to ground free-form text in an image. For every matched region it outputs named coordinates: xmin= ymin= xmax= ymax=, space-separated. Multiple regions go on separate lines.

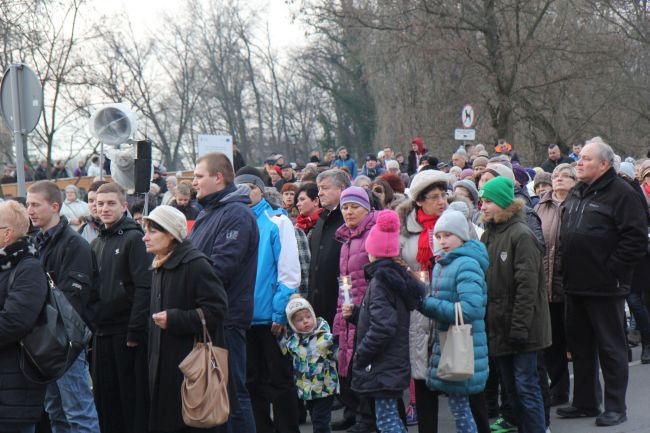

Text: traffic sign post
xmin=455 ymin=104 xmax=476 ymax=142
xmin=0 ymin=63 xmax=43 ymax=197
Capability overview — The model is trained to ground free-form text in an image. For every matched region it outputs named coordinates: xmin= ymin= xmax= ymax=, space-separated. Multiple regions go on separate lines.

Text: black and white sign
xmin=461 ymin=104 xmax=475 ymax=128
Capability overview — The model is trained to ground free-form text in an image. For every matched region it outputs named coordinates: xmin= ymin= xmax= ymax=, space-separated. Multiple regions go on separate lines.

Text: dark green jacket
xmin=481 ymin=200 xmax=551 ymax=356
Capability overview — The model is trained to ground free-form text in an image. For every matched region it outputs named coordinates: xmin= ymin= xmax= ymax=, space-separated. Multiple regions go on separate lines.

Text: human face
xmin=133 ymin=212 xmax=143 ymax=226
xmin=268 ymin=170 xmax=280 ymax=184
xmin=166 ymin=180 xmax=175 ymax=191
xmin=296 ymin=191 xmax=319 ymax=216
xmin=65 ymin=189 xmax=76 ymax=202
xmin=88 ymin=191 xmax=99 ymax=217
xmin=366 ymin=159 xmax=377 ymax=169
xmin=473 ymin=164 xmax=486 ymax=177
xmin=383 ymin=147 xmax=393 ymax=160
xmin=175 ymin=193 xmax=191 ymax=207
xmin=551 ymin=169 xmax=576 ymax=194
xmin=142 ymin=223 xmax=175 ymax=256
xmin=27 ymin=192 xmax=59 ymax=231
xmin=356 ymin=178 xmax=370 ymax=189
xmin=575 ymin=143 xmax=608 ymax=184
xmin=411 ymin=142 xmax=419 ymax=152
xmin=415 ymin=188 xmax=447 ymax=217
xmin=292 ymin=309 xmax=315 ymax=334
xmin=282 ymin=168 xmax=293 ymax=181
xmin=478 ymin=171 xmax=495 ymax=188
xmin=339 ymin=149 xmax=348 ymax=159
xmin=480 ymin=199 xmax=501 ymax=222
xmin=317 ymin=178 xmax=343 ymax=210
xmin=96 ymin=192 xmax=127 ymax=226
xmin=548 ymin=146 xmax=561 ymax=161
xmin=282 ymin=191 xmax=295 ymax=208
xmin=245 ymin=184 xmax=263 ymax=206
xmin=192 ymin=161 xmax=221 ymax=199
xmin=572 ymin=144 xmax=582 ymax=155
xmin=434 ymin=231 xmax=463 ymax=253
xmin=453 ymin=186 xmax=471 ymax=202
xmin=0 ymin=224 xmax=16 ymax=248
xmin=371 ymin=184 xmax=386 ymax=205
xmin=341 ymin=202 xmax=369 ymax=229
xmin=535 ymin=183 xmax=553 ymax=196
xmin=452 ymin=155 xmax=465 ymax=168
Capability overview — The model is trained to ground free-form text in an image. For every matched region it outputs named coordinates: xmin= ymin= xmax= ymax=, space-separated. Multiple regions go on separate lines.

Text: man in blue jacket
xmin=333 ymin=147 xmax=358 ymax=179
xmin=189 ymin=152 xmax=259 ymax=433
xmin=234 ymin=166 xmax=302 ymax=433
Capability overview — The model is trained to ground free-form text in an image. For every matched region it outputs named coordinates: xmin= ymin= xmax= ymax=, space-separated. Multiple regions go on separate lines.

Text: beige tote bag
xmin=179 ymin=308 xmax=230 ymax=427
xmin=436 ymin=302 xmax=474 ymax=381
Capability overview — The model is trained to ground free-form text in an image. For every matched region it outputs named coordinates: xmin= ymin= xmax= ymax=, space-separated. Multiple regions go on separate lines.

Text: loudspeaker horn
xmin=89 ymin=103 xmax=138 ymax=146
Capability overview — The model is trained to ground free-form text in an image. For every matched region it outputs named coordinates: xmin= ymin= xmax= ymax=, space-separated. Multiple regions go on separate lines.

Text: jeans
xmin=306 ymin=396 xmax=333 ymax=433
xmin=224 ymin=326 xmax=256 ymax=433
xmin=374 ymin=399 xmax=406 ymax=433
xmin=497 ymin=352 xmax=546 ymax=433
xmin=448 ymin=395 xmax=477 ymax=433
xmin=45 ymin=350 xmax=100 ymax=433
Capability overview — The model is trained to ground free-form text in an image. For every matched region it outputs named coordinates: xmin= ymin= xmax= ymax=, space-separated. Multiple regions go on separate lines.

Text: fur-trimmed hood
xmin=481 ymin=198 xmax=525 ymax=225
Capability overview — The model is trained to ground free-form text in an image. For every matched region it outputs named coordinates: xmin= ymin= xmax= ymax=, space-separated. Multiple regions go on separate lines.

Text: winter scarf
xmin=295 ymin=208 xmax=323 ymax=234
xmin=416 ymin=208 xmax=439 ymax=272
xmin=0 ymin=237 xmax=37 ymax=272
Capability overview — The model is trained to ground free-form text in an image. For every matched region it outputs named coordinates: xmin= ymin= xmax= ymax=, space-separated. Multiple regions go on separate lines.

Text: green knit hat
xmin=479 ymin=176 xmax=514 ymax=209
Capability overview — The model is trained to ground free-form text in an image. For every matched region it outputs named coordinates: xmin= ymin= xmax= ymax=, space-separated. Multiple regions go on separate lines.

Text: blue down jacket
xmin=419 ymin=240 xmax=489 ymax=395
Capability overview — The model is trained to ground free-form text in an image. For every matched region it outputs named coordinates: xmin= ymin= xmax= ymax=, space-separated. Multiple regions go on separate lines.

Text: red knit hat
xmin=365 ymin=210 xmax=401 ymax=258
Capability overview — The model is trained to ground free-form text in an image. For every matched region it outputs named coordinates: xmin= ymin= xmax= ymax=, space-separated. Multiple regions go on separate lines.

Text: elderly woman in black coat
xmin=0 ymin=200 xmax=49 ymax=433
xmin=142 ymin=205 xmax=228 ymax=433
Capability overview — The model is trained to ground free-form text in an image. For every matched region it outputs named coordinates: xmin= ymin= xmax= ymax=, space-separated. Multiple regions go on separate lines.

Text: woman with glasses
xmin=0 ymin=200 xmax=49 ymax=433
xmin=534 ymin=163 xmax=577 ymax=408
xmin=397 ymin=170 xmax=450 ymax=432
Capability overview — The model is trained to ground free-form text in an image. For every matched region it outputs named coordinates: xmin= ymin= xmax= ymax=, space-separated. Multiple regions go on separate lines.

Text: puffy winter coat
xmin=189 ymin=184 xmax=259 ymax=329
xmin=351 ymin=259 xmax=426 ymax=399
xmin=148 ymin=240 xmax=228 ymax=432
xmin=333 ymin=211 xmax=377 ymax=377
xmin=419 ymin=240 xmax=489 ymax=395
xmin=481 ymin=200 xmax=551 ymax=356
xmin=0 ymin=255 xmax=48 ymax=428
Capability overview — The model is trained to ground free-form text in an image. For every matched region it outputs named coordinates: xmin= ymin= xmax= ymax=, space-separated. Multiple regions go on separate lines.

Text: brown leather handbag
xmin=179 ymin=308 xmax=230 ymax=427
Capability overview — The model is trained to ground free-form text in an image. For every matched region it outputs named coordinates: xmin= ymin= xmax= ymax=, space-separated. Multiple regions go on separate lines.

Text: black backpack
xmin=10 ymin=268 xmax=92 ymax=383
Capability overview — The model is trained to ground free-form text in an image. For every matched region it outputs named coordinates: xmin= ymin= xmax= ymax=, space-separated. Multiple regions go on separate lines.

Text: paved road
xmin=301 ymin=346 xmax=650 ymax=432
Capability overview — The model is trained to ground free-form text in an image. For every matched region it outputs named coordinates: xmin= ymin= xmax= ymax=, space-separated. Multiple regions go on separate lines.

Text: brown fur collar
xmin=480 ymin=198 xmax=525 ymax=225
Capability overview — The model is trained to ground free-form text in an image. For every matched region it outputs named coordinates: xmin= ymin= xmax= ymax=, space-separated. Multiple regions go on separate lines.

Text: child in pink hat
xmin=342 ymin=210 xmax=427 ymax=433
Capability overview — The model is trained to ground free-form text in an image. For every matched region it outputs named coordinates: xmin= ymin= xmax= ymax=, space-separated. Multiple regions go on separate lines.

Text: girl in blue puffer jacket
xmin=418 ymin=209 xmax=489 ymax=433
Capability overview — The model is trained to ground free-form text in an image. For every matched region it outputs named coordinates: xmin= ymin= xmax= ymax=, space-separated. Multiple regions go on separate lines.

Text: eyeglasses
xmin=423 ymin=192 xmax=447 ymax=202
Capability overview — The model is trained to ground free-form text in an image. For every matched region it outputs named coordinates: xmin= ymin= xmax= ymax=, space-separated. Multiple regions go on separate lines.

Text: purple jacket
xmin=333 ymin=211 xmax=377 ymax=377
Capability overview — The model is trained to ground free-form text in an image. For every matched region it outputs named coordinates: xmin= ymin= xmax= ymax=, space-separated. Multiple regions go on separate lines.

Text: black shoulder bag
xmin=9 ymin=268 xmax=92 ymax=383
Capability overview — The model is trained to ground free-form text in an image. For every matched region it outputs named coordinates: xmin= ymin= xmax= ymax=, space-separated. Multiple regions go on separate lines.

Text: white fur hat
xmin=142 ymin=205 xmax=187 ymax=242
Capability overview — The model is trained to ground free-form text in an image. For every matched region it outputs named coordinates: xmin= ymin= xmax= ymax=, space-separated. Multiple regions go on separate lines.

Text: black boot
xmin=642 ymin=333 xmax=650 ymax=364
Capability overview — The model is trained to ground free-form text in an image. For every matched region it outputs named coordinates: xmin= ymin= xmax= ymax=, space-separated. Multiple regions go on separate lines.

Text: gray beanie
xmin=234 ymin=173 xmax=266 ymax=194
xmin=433 ymin=209 xmax=470 ymax=241
xmin=142 ymin=205 xmax=187 ymax=242
xmin=618 ymin=162 xmax=635 ymax=180
xmin=453 ymin=180 xmax=479 ymax=205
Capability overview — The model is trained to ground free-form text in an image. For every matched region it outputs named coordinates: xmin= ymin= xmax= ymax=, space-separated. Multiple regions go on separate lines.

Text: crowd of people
xmin=0 ymin=136 xmax=648 ymax=433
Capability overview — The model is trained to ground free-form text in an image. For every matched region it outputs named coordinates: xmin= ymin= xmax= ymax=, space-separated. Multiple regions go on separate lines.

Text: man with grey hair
xmin=558 ymin=137 xmax=647 ymax=427
xmin=541 ymin=144 xmax=573 ymax=173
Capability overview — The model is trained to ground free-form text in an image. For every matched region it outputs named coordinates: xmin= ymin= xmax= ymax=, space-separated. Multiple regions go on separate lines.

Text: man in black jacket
xmin=558 ymin=137 xmax=647 ymax=427
xmin=189 ymin=152 xmax=259 ymax=433
xmin=91 ymin=182 xmax=152 ymax=433
xmin=26 ymin=180 xmax=100 ymax=433
xmin=541 ymin=144 xmax=573 ymax=173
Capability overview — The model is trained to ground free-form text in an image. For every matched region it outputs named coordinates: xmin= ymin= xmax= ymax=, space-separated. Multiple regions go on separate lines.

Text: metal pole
xmin=143 ymin=192 xmax=149 ymax=217
xmin=9 ymin=64 xmax=26 ymax=197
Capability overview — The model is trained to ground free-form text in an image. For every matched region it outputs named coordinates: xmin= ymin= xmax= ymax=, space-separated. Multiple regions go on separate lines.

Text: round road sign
xmin=461 ymin=104 xmax=475 ymax=128
xmin=0 ymin=63 xmax=43 ymax=133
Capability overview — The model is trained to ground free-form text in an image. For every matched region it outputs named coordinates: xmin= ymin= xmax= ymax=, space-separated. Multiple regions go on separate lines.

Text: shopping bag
xmin=436 ymin=302 xmax=474 ymax=381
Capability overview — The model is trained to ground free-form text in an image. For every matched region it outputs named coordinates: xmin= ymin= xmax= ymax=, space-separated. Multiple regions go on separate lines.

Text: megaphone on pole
xmin=89 ymin=103 xmax=138 ymax=146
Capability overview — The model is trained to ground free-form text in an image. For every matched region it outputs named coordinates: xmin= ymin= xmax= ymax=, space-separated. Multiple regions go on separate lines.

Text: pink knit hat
xmin=365 ymin=210 xmax=401 ymax=258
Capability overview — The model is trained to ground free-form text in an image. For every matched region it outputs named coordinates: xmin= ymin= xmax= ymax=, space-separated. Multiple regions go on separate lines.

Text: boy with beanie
xmin=479 ymin=177 xmax=551 ymax=433
xmin=417 ymin=209 xmax=490 ymax=433
xmin=343 ymin=210 xmax=426 ymax=433
xmin=282 ymin=295 xmax=339 ymax=433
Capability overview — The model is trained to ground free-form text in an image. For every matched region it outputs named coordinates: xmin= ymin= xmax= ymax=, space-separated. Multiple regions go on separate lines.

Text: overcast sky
xmin=90 ymin=0 xmax=305 ymax=51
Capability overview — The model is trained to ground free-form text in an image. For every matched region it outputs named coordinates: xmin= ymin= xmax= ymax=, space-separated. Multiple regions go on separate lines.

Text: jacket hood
xmin=437 ymin=239 xmax=489 ymax=272
xmin=396 ymin=199 xmax=421 ymax=236
xmin=335 ymin=210 xmax=377 ymax=241
xmin=99 ymin=214 xmax=143 ymax=237
xmin=200 ymin=183 xmax=251 ymax=210
xmin=365 ymin=258 xmax=427 ymax=310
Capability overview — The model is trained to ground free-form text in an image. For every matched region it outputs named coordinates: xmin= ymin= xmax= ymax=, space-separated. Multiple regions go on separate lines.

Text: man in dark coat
xmin=541 ymin=144 xmax=573 ymax=173
xmin=188 ymin=152 xmax=259 ymax=433
xmin=26 ymin=180 xmax=100 ymax=433
xmin=91 ymin=182 xmax=152 ymax=433
xmin=558 ymin=137 xmax=647 ymax=427
xmin=308 ymin=169 xmax=350 ymax=327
